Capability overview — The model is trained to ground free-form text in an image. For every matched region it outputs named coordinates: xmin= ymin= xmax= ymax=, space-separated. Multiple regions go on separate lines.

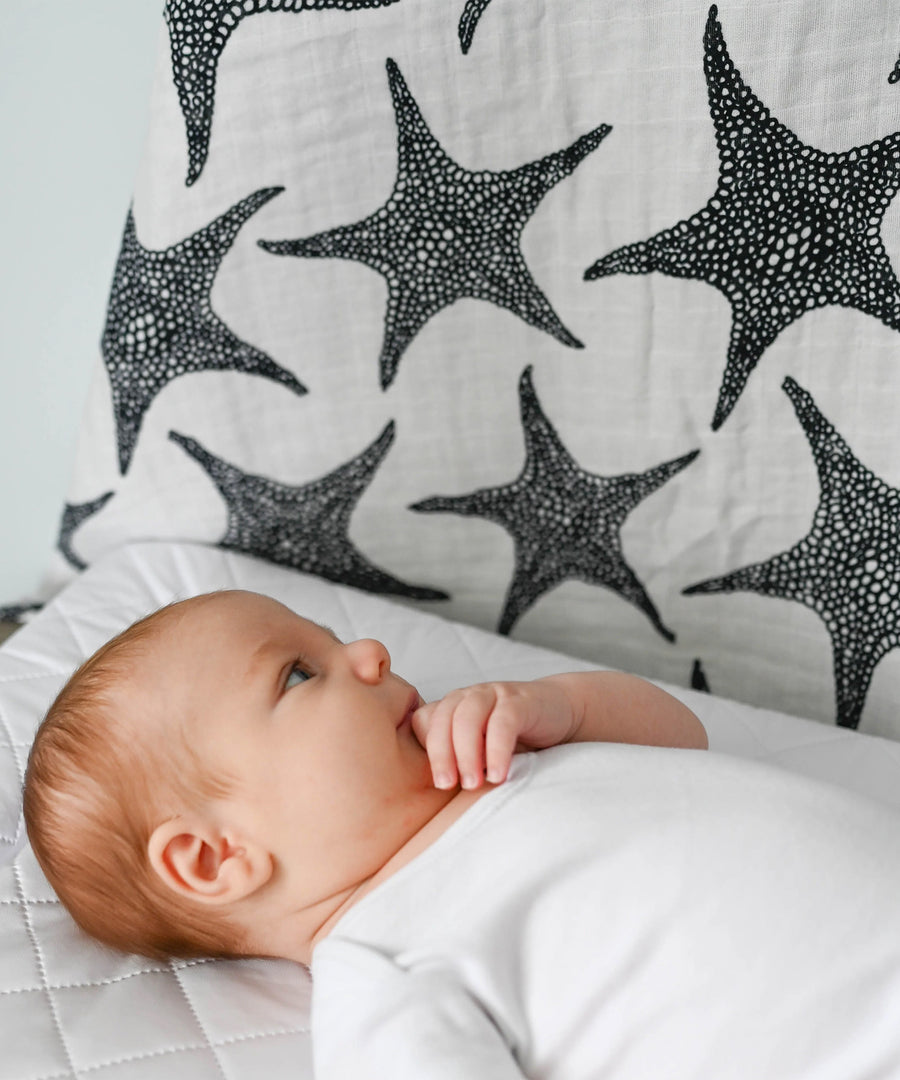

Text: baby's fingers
xmin=484 ymin=703 xmax=520 ymax=785
xmin=450 ymin=691 xmax=494 ymax=789
xmin=414 ymin=695 xmax=463 ymax=789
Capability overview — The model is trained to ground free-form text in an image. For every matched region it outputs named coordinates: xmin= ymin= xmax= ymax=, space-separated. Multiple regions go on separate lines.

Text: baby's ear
xmin=147 ymin=816 xmax=273 ymax=905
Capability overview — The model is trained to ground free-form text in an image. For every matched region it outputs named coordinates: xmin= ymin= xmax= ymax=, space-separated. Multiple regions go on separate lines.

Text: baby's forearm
xmin=539 ymin=671 xmax=708 ymax=751
xmin=414 ymin=670 xmax=708 ymax=791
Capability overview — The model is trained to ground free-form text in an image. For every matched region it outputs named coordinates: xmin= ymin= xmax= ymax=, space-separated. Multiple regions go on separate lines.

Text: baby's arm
xmin=413 ymin=671 xmax=707 ymax=790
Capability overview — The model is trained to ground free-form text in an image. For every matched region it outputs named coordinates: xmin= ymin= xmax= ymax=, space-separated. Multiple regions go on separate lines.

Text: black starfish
xmin=459 ymin=0 xmax=495 ymax=54
xmin=685 ymin=377 xmax=900 ymax=730
xmin=260 ymin=59 xmax=610 ymax=389
xmin=411 ymin=366 xmax=698 ymax=637
xmin=164 ymin=0 xmax=403 ymax=185
xmin=102 ymin=188 xmax=305 ymax=475
xmin=586 ymin=5 xmax=900 ymax=430
xmin=169 ymin=424 xmax=447 ymax=600
xmin=57 ymin=492 xmax=115 ymax=571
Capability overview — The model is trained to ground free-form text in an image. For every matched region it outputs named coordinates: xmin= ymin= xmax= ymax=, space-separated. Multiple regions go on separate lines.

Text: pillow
xmin=39 ymin=0 xmax=900 ymax=739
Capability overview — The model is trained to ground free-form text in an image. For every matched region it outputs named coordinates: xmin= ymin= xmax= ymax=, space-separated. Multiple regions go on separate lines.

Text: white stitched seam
xmin=0 ymin=965 xmax=170 ymax=994
xmin=12 ymin=1069 xmax=71 ymax=1080
xmin=169 ymin=961 xmax=229 ymax=1080
xmin=0 ymin=897 xmax=61 ymax=905
xmin=71 ymin=1026 xmax=311 ymax=1076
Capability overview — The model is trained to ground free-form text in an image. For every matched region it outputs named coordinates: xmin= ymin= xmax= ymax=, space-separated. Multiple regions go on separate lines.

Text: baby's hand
xmin=411 ymin=680 xmax=577 ymax=790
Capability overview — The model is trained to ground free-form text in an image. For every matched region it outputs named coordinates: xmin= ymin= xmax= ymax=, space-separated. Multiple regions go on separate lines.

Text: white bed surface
xmin=2 ymin=541 xmax=900 ymax=1080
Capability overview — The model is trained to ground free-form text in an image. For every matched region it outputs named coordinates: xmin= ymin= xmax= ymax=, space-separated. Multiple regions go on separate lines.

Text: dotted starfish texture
xmin=57 ymin=492 xmax=115 ymax=571
xmin=259 ymin=59 xmax=611 ymax=389
xmin=411 ymin=366 xmax=699 ymax=638
xmin=586 ymin=4 xmax=900 ymax=431
xmin=164 ymin=0 xmax=402 ymax=186
xmin=102 ymin=187 xmax=306 ymax=475
xmin=685 ymin=377 xmax=900 ymax=731
xmin=168 ymin=424 xmax=448 ymax=600
xmin=458 ymin=0 xmax=495 ymax=54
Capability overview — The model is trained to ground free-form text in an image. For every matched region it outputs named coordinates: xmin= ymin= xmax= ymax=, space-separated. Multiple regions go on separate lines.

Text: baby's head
xmin=23 ymin=590 xmax=443 ymax=964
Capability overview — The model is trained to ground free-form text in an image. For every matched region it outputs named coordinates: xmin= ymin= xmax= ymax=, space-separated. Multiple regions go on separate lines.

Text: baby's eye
xmin=286 ymin=663 xmax=312 ymax=689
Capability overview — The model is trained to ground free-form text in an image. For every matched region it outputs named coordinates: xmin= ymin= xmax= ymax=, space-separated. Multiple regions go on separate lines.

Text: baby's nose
xmin=346 ymin=638 xmax=391 ymax=684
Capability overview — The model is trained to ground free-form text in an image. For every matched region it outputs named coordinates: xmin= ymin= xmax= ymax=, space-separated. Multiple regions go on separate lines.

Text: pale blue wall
xmin=0 ymin=0 xmax=163 ymax=606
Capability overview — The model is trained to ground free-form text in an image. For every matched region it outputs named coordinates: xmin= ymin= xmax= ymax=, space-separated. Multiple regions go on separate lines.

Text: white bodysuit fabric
xmin=310 ymin=743 xmax=900 ymax=1079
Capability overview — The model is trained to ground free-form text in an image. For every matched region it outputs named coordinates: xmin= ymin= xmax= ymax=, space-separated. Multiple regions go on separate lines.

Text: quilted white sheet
xmin=2 ymin=540 xmax=900 ymax=1080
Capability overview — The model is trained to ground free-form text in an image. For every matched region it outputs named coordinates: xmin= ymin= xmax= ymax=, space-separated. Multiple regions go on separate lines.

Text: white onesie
xmin=310 ymin=742 xmax=900 ymax=1079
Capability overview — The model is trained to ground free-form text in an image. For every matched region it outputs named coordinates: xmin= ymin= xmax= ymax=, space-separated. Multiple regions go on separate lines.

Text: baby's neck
xmin=308 ymin=780 xmax=500 ymax=955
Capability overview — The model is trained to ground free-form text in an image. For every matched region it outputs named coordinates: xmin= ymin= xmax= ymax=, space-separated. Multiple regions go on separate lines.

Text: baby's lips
xmin=398 ymin=688 xmax=427 ymax=732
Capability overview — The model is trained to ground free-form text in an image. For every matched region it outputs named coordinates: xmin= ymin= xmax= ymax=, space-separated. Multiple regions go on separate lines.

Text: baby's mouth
xmin=397 ymin=688 xmax=421 ymax=730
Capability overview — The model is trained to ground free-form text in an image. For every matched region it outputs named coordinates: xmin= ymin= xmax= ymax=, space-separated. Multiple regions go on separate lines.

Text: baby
xmin=23 ymin=589 xmax=900 ymax=1079
xmin=23 ymin=588 xmax=707 ymax=964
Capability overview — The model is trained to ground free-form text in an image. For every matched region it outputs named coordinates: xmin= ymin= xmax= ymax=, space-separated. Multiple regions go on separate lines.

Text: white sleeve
xmin=311 ymin=939 xmax=528 ymax=1080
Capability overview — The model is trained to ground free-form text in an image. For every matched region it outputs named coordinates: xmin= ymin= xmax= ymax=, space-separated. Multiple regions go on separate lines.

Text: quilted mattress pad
xmin=2 ymin=541 xmax=899 ymax=1080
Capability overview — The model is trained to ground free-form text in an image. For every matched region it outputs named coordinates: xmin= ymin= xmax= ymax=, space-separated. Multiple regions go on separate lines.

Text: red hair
xmin=23 ymin=599 xmax=247 ymax=961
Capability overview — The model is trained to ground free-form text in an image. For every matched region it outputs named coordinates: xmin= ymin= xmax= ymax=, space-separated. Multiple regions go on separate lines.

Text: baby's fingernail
xmin=434 ymin=772 xmax=453 ymax=789
xmin=487 ymin=767 xmax=503 ymax=783
xmin=461 ymin=772 xmax=478 ymax=789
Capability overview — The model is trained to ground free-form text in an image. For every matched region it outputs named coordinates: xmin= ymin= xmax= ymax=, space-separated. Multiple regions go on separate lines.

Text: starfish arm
xmin=600 ymin=559 xmax=677 ymax=643
xmin=258 ymin=214 xmax=385 ymax=264
xmin=683 ymin=551 xmax=797 ymax=600
xmin=711 ymin=306 xmax=778 ymax=429
xmin=515 ymin=365 xmax=571 ymax=468
xmin=779 ymin=377 xmax=900 ymax=513
xmin=168 ymin=430 xmax=245 ymax=496
xmin=703 ymin=5 xmax=799 ymax=163
xmin=682 ymin=540 xmax=812 ymax=609
xmin=830 ymin=628 xmax=893 ymax=730
xmin=110 ymin=377 xmax=152 ymax=476
xmin=306 ymin=422 xmax=397 ymax=528
xmin=190 ymin=187 xmax=284 ymax=273
xmin=781 ymin=376 xmax=862 ymax=489
xmin=378 ymin=284 xmax=435 ymax=389
xmin=604 ymin=449 xmax=702 ymax=518
xmin=828 ymin=247 xmax=900 ymax=330
xmin=300 ymin=543 xmax=449 ymax=600
xmin=164 ymin=2 xmax=235 ymax=186
xmin=176 ymin=317 xmax=308 ymax=396
xmin=508 ymin=124 xmax=612 ymax=214
xmin=57 ymin=492 xmax=115 ymax=571
xmin=410 ymin=486 xmax=514 ymax=525
xmin=585 ymin=219 xmax=717 ymax=283
xmin=497 ymin=546 xmax=565 ymax=635
xmin=386 ymin=60 xmax=449 ymax=177
xmin=481 ymin=256 xmax=584 ymax=351
xmin=458 ymin=0 xmax=493 ymax=54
